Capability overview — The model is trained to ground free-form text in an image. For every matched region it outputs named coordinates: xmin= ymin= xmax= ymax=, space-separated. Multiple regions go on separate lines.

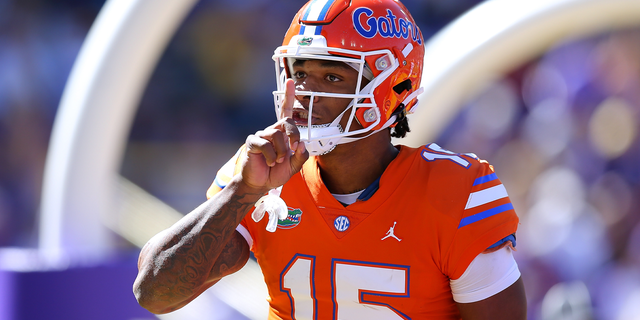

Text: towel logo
xmin=381 ymin=221 xmax=402 ymax=241
xmin=278 ymin=208 xmax=303 ymax=229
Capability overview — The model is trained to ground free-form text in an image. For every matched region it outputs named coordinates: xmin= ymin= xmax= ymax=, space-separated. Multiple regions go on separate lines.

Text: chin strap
xmin=403 ymin=87 xmax=424 ymax=114
xmin=298 ymin=97 xmax=353 ymax=156
xmin=297 ymin=86 xmax=424 ymax=156
xmin=326 ymin=86 xmax=425 ymax=146
xmin=298 ymin=125 xmax=343 ymax=155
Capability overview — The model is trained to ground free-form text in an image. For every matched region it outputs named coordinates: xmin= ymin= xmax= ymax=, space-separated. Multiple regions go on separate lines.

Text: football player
xmin=134 ymin=0 xmax=527 ymax=319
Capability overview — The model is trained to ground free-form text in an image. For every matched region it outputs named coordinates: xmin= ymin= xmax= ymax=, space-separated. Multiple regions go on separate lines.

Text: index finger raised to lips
xmin=279 ymin=78 xmax=295 ymax=120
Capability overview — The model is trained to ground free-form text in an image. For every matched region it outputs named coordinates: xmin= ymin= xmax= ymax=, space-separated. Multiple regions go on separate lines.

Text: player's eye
xmin=292 ymin=71 xmax=306 ymax=80
xmin=326 ymin=74 xmax=341 ymax=82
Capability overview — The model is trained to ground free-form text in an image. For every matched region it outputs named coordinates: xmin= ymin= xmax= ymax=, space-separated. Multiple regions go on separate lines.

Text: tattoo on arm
xmin=139 ymin=189 xmax=259 ymax=308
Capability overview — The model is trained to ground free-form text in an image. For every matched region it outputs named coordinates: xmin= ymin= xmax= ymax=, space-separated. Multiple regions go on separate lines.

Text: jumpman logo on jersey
xmin=381 ymin=221 xmax=402 ymax=241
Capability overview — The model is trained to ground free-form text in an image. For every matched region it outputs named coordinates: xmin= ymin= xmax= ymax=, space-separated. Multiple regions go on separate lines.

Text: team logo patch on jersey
xmin=277 ymin=208 xmax=303 ymax=229
xmin=334 ymin=216 xmax=350 ymax=232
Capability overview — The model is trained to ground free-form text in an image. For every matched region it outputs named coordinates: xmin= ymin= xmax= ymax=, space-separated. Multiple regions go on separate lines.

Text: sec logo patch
xmin=334 ymin=216 xmax=350 ymax=232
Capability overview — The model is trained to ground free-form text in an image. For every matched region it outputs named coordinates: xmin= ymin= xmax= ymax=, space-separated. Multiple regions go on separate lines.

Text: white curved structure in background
xmin=39 ymin=0 xmax=198 ymax=262
xmin=403 ymin=0 xmax=640 ymax=146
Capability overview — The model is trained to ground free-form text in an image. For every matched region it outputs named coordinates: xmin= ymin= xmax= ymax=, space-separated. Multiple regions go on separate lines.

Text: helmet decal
xmin=353 ymin=7 xmax=423 ymax=45
xmin=299 ymin=0 xmax=335 ymax=36
xmin=297 ymin=36 xmax=314 ymax=46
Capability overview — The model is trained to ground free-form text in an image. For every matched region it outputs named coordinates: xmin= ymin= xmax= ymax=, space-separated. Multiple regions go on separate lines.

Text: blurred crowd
xmin=440 ymin=28 xmax=640 ymax=320
xmin=0 ymin=0 xmax=639 ymax=319
xmin=0 ymin=0 xmax=103 ymax=246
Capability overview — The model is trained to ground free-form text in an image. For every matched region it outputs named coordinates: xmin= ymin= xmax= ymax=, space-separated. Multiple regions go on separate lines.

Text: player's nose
xmin=295 ymin=80 xmax=320 ymax=104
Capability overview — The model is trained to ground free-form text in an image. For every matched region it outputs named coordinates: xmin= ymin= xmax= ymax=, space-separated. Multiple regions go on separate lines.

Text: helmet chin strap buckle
xmin=391 ymin=104 xmax=407 ymax=123
xmin=298 ymin=124 xmax=344 ymax=156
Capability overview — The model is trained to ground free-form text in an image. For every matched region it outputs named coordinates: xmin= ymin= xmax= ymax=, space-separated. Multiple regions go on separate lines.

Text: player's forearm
xmin=133 ymin=177 xmax=263 ymax=314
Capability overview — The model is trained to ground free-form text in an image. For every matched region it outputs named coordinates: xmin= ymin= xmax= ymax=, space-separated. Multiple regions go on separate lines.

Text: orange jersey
xmin=207 ymin=144 xmax=519 ymax=319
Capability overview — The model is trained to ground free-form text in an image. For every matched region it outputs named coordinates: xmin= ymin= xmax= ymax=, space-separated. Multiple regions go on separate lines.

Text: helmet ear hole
xmin=393 ymin=79 xmax=412 ymax=94
xmin=393 ymin=79 xmax=411 ymax=94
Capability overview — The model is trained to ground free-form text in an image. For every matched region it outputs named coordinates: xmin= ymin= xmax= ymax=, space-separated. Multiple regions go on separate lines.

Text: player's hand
xmin=241 ymin=79 xmax=308 ymax=192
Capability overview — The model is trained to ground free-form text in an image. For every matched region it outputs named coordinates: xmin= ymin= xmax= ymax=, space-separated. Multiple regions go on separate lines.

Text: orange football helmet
xmin=273 ymin=0 xmax=425 ymax=155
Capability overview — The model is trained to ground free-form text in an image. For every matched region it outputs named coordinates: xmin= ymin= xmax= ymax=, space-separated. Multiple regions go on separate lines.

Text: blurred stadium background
xmin=1 ymin=0 xmax=640 ymax=319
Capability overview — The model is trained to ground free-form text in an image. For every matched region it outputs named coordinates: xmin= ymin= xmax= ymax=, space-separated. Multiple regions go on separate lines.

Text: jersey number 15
xmin=281 ymin=254 xmax=410 ymax=320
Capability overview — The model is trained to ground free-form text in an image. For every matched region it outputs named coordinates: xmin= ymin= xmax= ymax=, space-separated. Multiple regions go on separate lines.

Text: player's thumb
xmin=289 ymin=141 xmax=309 ymax=172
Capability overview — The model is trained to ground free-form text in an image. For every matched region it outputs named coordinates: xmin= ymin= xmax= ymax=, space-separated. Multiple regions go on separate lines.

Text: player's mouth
xmin=292 ymin=109 xmax=317 ymax=126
